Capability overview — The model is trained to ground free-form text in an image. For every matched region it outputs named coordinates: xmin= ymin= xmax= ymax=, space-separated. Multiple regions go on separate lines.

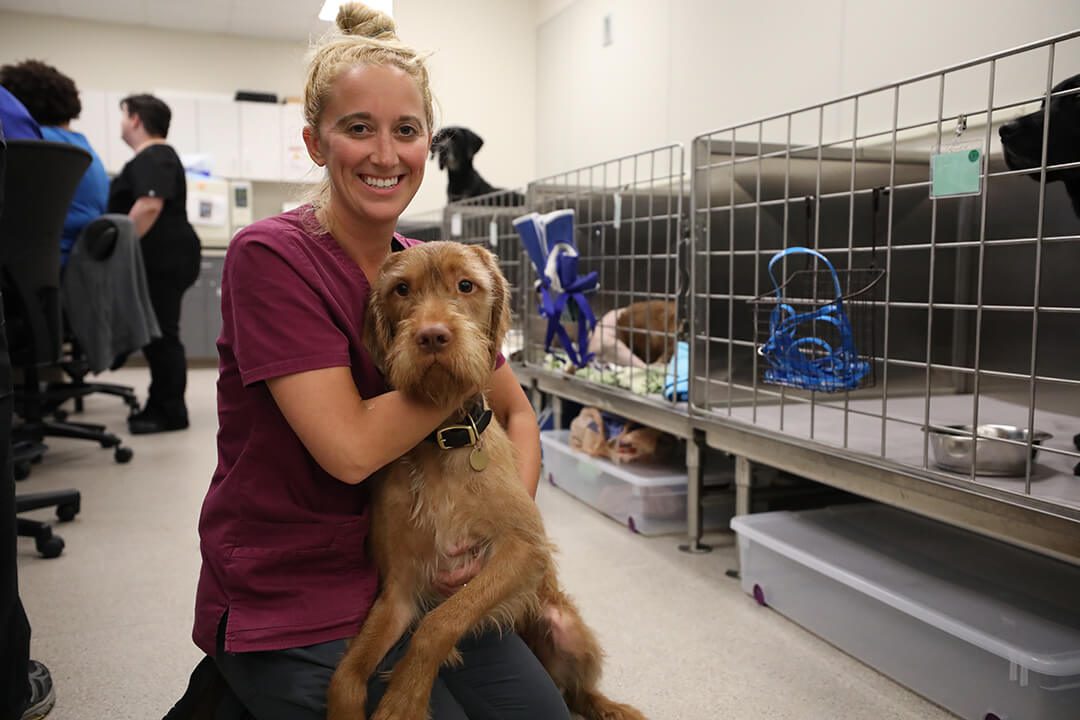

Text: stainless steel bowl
xmin=925 ymin=424 xmax=1053 ymax=477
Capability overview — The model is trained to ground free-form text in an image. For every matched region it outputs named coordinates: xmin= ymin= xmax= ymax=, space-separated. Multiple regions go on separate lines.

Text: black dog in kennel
xmin=999 ymin=73 xmax=1080 ymax=218
xmin=431 ymin=126 xmax=524 ymax=205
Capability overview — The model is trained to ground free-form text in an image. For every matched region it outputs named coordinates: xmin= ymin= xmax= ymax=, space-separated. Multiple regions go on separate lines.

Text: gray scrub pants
xmin=214 ymin=618 xmax=571 ymax=720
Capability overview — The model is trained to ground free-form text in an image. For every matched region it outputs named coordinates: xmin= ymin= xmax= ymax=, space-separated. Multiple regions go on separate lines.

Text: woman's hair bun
xmin=336 ymin=3 xmax=397 ymax=40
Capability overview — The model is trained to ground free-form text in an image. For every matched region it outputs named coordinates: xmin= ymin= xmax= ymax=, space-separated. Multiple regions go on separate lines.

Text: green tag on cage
xmin=930 ymin=148 xmax=982 ymax=198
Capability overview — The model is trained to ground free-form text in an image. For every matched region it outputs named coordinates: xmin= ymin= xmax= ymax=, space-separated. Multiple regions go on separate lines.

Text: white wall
xmin=0 ymin=0 xmax=537 ymax=216
xmin=0 ymin=10 xmax=310 ymax=100
xmin=396 ymin=0 xmax=537 ymax=213
xmin=536 ymin=0 xmax=1080 ymax=176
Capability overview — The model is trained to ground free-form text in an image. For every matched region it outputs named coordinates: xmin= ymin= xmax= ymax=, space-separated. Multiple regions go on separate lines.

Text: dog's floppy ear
xmin=461 ymin=127 xmax=484 ymax=160
xmin=469 ymin=244 xmax=510 ymax=366
xmin=364 ymin=264 xmax=400 ymax=374
xmin=363 ymin=289 xmax=392 ymax=374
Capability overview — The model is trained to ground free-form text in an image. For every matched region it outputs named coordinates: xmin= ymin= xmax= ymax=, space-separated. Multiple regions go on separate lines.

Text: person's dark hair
xmin=0 ymin=59 xmax=81 ymax=126
xmin=120 ymin=93 xmax=171 ymax=138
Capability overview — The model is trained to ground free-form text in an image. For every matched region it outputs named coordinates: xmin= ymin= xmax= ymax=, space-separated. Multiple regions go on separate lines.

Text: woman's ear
xmin=303 ymin=125 xmax=325 ymax=167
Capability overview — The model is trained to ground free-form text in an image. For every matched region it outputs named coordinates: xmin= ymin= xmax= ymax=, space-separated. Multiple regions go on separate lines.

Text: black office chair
xmin=1 ymin=140 xmax=133 ymax=467
xmin=45 ymin=215 xmax=141 ymax=416
xmin=0 ymin=140 xmax=92 ymax=557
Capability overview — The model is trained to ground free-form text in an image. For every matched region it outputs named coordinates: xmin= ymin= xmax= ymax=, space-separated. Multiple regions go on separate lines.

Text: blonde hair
xmin=303 ymin=2 xmax=434 ymax=227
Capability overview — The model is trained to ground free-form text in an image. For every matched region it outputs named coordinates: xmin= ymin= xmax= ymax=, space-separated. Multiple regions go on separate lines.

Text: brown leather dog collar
xmin=426 ymin=400 xmax=493 ymax=450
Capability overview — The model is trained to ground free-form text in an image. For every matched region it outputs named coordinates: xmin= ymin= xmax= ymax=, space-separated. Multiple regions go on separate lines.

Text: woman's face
xmin=305 ymin=64 xmax=429 ymax=229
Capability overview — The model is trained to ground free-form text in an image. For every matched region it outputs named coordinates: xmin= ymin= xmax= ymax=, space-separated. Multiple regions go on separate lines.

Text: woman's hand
xmin=434 ymin=541 xmax=484 ymax=596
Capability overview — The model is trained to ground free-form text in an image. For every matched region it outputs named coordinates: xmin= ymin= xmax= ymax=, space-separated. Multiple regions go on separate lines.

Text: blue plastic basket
xmin=751 ymin=248 xmax=884 ymax=393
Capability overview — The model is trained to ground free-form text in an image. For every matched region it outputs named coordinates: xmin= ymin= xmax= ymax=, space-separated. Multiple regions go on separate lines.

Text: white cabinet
xmin=104 ymin=91 xmax=133 ymax=174
xmin=238 ymin=101 xmax=282 ymax=181
xmin=70 ymin=90 xmax=108 ymax=163
xmin=156 ymin=92 xmax=199 ymax=161
xmin=196 ymin=98 xmax=240 ymax=178
xmin=281 ymin=103 xmax=319 ymax=183
xmin=78 ymin=90 xmax=323 ymax=183
xmin=71 ymin=90 xmax=142 ymax=175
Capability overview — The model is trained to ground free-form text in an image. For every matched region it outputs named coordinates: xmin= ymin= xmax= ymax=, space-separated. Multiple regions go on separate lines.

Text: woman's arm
xmin=129 ymin=195 xmax=163 ymax=238
xmin=268 ymin=366 xmax=457 ymax=485
xmin=487 ymin=363 xmax=540 ymax=498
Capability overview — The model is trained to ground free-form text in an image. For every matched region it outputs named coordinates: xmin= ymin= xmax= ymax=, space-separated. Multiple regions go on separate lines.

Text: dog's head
xmin=365 ymin=242 xmax=511 ymax=407
xmin=999 ymin=74 xmax=1080 ymax=195
xmin=430 ymin=126 xmax=485 ymax=173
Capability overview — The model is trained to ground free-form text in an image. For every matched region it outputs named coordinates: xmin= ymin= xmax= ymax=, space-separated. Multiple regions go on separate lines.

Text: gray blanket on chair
xmin=62 ymin=214 xmax=161 ymax=373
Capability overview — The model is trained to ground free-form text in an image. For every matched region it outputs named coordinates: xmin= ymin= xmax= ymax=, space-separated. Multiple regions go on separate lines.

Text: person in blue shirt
xmin=0 ymin=60 xmax=108 ymax=267
xmin=0 ymin=85 xmax=41 ymax=141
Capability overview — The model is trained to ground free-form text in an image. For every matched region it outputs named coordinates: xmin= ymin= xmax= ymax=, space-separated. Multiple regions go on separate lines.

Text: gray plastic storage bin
xmin=731 ymin=505 xmax=1080 ymax=720
xmin=540 ymin=429 xmax=733 ymax=535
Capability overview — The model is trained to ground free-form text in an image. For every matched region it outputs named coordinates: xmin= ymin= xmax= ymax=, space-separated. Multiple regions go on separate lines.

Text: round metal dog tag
xmin=469 ymin=446 xmax=490 ymax=472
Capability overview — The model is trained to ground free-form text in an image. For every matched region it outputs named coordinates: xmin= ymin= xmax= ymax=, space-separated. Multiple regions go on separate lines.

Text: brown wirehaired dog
xmin=327 ymin=241 xmax=645 ymax=720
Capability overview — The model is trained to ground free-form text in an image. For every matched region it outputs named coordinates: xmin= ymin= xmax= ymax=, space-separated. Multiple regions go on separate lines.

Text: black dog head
xmin=999 ymin=73 xmax=1080 ymax=216
xmin=431 ymin=126 xmax=484 ymax=173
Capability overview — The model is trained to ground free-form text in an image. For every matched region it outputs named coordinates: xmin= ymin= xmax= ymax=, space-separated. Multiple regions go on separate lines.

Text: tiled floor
xmin=15 ymin=367 xmax=954 ymax=719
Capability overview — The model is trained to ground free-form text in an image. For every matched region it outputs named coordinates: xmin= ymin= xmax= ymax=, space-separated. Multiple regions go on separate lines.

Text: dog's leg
xmin=524 ymin=585 xmax=648 ymax=720
xmin=370 ymin=539 xmax=547 ymax=720
xmin=327 ymin=584 xmax=416 ymax=720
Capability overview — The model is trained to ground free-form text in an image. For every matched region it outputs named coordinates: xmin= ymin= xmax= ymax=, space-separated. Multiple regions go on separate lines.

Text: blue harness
xmin=759 ymin=247 xmax=870 ymax=392
xmin=512 ymin=210 xmax=599 ymax=368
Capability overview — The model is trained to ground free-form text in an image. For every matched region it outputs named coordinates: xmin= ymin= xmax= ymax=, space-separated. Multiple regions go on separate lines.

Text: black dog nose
xmin=999 ymin=121 xmax=1021 ymax=141
xmin=416 ymin=323 xmax=453 ymax=352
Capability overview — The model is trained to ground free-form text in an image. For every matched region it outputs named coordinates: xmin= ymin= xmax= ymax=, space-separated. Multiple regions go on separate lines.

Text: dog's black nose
xmin=999 ymin=121 xmax=1021 ymax=141
xmin=416 ymin=323 xmax=453 ymax=353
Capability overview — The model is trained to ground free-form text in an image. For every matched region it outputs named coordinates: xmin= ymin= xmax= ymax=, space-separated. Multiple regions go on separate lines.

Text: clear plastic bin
xmin=540 ymin=429 xmax=733 ymax=535
xmin=732 ymin=505 xmax=1080 ymax=720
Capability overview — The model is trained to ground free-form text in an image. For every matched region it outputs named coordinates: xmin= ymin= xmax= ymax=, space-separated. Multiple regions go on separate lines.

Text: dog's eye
xmin=394 ymin=282 xmax=409 ymax=297
xmin=458 ymin=280 xmax=474 ymax=293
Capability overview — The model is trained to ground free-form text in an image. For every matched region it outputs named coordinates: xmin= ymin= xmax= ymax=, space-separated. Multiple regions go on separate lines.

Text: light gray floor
xmin=15 ymin=367 xmax=956 ymax=720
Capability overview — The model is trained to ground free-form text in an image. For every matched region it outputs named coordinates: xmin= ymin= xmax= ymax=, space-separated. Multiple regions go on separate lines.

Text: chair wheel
xmin=37 ymin=534 xmax=64 ymax=559
xmin=56 ymin=504 xmax=79 ymax=522
xmin=53 ymin=409 xmax=69 ymax=421
xmin=114 ymin=446 xmax=134 ymax=463
xmin=14 ymin=462 xmax=31 ymax=481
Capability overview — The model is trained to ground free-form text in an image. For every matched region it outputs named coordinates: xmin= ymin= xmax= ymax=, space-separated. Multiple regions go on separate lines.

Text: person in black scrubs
xmin=107 ymin=94 xmax=201 ymax=435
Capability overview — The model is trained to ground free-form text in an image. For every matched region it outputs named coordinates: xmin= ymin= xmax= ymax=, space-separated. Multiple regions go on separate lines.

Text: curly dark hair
xmin=0 ymin=59 xmax=81 ymax=126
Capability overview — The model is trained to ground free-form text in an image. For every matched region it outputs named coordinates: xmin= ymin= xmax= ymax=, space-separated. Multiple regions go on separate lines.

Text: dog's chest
xmin=397 ymin=448 xmax=514 ymax=546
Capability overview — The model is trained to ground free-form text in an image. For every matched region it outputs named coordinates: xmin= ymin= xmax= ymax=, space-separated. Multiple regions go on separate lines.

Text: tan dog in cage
xmin=327 ymin=241 xmax=646 ymax=720
xmin=588 ymin=300 xmax=679 ymax=368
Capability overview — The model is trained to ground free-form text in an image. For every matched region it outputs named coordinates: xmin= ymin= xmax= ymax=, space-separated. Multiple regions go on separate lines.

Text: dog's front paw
xmin=371 ymin=686 xmax=430 ymax=720
xmin=326 ymin=676 xmax=368 ymax=720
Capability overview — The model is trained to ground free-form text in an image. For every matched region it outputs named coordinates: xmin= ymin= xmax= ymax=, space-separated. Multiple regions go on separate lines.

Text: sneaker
xmin=21 ymin=660 xmax=55 ymax=720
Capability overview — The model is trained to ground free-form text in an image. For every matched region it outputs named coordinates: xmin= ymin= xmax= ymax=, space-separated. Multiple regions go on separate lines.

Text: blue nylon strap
xmin=514 ymin=211 xmax=599 ymax=368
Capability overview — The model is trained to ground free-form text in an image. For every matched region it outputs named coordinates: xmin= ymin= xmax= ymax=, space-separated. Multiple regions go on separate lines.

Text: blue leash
xmin=759 ymin=247 xmax=869 ymax=391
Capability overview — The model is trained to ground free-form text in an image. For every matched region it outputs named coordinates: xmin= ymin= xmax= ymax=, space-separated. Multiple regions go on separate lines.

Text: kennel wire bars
xmin=441 ymin=188 xmax=530 ymax=367
xmin=522 ymin=145 xmax=689 ymax=425
xmin=690 ymin=29 xmax=1080 ymax=561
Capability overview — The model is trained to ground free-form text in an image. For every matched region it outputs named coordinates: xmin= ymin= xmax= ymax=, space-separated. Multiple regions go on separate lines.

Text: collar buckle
xmin=435 ymin=424 xmax=478 ymax=450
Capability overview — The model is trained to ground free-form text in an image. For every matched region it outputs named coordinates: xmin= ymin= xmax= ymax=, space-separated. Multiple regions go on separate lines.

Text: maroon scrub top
xmin=192 ymin=206 xmax=423 ymax=654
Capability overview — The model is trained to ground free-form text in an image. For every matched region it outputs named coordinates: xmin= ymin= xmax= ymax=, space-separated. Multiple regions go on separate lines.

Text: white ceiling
xmin=0 ymin=0 xmax=332 ymax=42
